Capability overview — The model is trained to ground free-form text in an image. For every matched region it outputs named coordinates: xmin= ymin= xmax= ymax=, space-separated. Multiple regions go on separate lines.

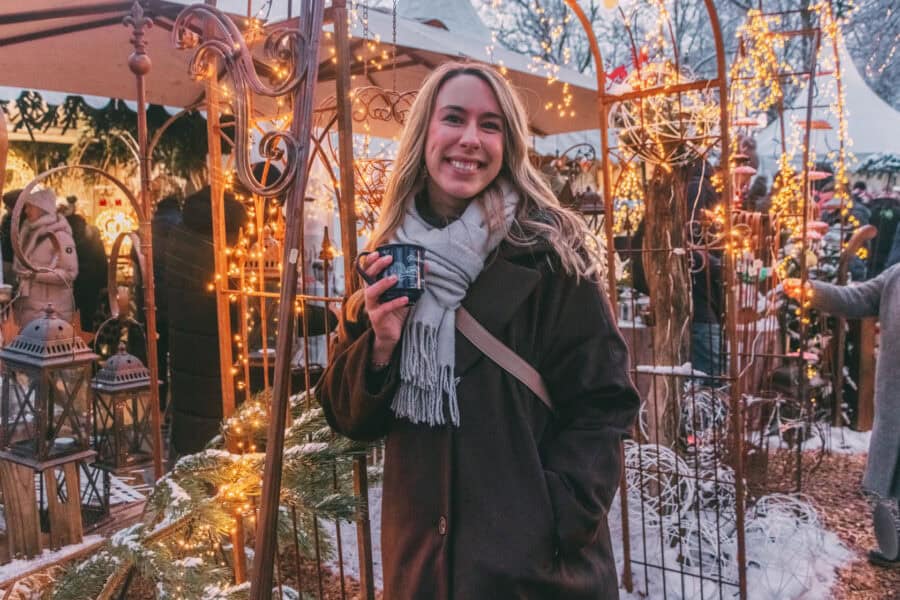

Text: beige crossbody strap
xmin=456 ymin=307 xmax=554 ymax=413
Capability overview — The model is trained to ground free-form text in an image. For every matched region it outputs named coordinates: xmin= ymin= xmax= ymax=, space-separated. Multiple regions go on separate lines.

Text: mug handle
xmin=355 ymin=251 xmax=378 ymax=285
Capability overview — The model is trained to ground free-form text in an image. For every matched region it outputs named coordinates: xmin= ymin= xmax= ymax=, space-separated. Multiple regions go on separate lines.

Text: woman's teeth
xmin=450 ymin=159 xmax=479 ymax=172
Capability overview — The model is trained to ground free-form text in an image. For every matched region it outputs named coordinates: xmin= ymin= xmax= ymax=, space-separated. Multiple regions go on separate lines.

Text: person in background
xmin=852 ymin=180 xmax=873 ymax=208
xmin=12 ymin=188 xmax=78 ymax=325
xmin=688 ymin=158 xmax=725 ymax=381
xmin=1 ymin=189 xmax=23 ymax=286
xmin=743 ymin=175 xmax=770 ymax=213
xmin=785 ymin=266 xmax=900 ymax=568
xmin=888 ymin=221 xmax=900 ymax=270
xmin=318 ymin=62 xmax=639 ymax=599
xmin=150 ymin=194 xmax=182 ymax=412
xmin=64 ymin=195 xmax=108 ymax=332
xmin=163 ymin=186 xmax=246 ymax=458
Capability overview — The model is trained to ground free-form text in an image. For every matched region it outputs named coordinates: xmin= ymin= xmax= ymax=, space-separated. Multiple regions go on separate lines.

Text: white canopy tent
xmin=0 ymin=0 xmax=598 ymax=139
xmin=754 ymin=46 xmax=900 ymax=178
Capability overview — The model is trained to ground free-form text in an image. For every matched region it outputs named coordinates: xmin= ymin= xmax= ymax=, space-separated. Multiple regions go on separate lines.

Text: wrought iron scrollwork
xmin=350 ymin=87 xmax=417 ymax=125
xmin=173 ymin=5 xmax=308 ymax=198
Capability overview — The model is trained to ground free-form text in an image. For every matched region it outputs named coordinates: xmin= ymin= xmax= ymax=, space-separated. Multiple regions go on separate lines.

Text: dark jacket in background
xmin=66 ymin=213 xmax=108 ymax=331
xmin=152 ymin=197 xmax=182 ymax=323
xmin=1 ymin=189 xmax=24 ymax=286
xmin=148 ymin=196 xmax=182 ymax=409
xmin=164 ymin=188 xmax=245 ymax=455
xmin=319 ymin=241 xmax=640 ymax=600
xmin=687 ymin=164 xmax=723 ymax=324
xmin=888 ymin=221 xmax=900 ymax=270
xmin=867 ymin=197 xmax=900 ymax=278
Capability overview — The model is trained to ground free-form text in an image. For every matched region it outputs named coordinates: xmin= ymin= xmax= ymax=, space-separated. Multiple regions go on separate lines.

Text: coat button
xmin=438 ymin=516 xmax=448 ymax=535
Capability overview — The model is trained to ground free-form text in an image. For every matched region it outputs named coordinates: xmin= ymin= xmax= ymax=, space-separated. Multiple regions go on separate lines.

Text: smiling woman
xmin=423 ymin=74 xmax=505 ymax=218
xmin=318 ymin=61 xmax=640 ymax=600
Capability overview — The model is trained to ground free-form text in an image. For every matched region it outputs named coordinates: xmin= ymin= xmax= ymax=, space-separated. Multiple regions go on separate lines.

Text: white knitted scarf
xmin=390 ymin=181 xmax=519 ymax=426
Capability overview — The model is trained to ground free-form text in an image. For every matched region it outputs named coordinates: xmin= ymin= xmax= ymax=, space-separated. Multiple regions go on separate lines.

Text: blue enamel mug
xmin=355 ymin=243 xmax=426 ymax=304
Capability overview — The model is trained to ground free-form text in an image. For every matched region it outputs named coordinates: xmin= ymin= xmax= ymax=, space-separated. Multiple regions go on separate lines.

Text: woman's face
xmin=424 ymin=74 xmax=505 ymax=212
xmin=24 ymin=204 xmax=44 ymax=222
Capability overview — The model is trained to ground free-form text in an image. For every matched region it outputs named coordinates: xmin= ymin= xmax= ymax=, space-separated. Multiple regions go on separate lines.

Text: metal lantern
xmin=91 ymin=343 xmax=157 ymax=470
xmin=0 ymin=306 xmax=99 ymax=460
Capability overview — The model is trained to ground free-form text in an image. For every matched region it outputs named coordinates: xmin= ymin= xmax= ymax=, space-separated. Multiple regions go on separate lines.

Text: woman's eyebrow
xmin=441 ymin=105 xmax=503 ymax=121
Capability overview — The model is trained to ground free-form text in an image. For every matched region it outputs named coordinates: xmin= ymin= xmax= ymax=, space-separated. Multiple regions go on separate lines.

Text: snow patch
xmin=0 ymin=535 xmax=103 ymax=583
xmin=330 ymin=484 xmax=849 ymax=599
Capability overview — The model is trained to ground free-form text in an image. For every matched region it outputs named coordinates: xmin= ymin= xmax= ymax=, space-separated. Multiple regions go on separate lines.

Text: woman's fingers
xmin=378 ymin=295 xmax=409 ymax=314
xmin=364 ymin=274 xmax=398 ymax=303
xmin=363 ymin=253 xmax=393 ymax=282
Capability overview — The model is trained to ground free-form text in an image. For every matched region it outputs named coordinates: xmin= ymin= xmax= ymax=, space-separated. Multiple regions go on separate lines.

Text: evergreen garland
xmin=1 ymin=90 xmax=210 ymax=180
xmin=50 ymin=389 xmax=379 ymax=600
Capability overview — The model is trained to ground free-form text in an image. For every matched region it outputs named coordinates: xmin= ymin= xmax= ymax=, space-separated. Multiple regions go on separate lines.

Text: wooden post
xmin=834 ymin=225 xmax=877 ymax=426
xmin=332 ymin=1 xmax=375 ymax=598
xmin=203 ymin=0 xmax=237 ymax=422
xmin=856 ymin=317 xmax=876 ymax=431
xmin=642 ymin=166 xmax=692 ymax=446
xmin=198 ymin=0 xmax=244 ymax=583
xmin=0 ymin=459 xmax=41 ymax=560
xmin=44 ymin=462 xmax=83 ymax=550
xmin=125 ymin=0 xmax=164 ymax=481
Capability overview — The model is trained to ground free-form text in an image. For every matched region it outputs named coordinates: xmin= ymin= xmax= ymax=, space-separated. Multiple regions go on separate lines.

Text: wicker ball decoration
xmin=609 ymin=62 xmax=720 ymax=168
xmin=624 ymin=441 xmax=696 ymax=528
xmin=675 ymin=509 xmax=739 ymax=580
xmin=744 ymin=493 xmax=825 ymax=596
xmin=679 ymin=384 xmax=730 ymax=450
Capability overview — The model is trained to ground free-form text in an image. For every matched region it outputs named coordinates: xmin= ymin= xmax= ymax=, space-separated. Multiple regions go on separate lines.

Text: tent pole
xmin=125 ymin=0 xmax=163 ymax=482
xmin=330 ymin=1 xmax=379 ymax=595
xmin=197 ymin=0 xmax=246 ymax=583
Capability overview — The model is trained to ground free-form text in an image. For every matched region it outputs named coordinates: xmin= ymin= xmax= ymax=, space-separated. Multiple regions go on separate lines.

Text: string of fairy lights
xmin=197 ymin=0 xmax=588 ymax=399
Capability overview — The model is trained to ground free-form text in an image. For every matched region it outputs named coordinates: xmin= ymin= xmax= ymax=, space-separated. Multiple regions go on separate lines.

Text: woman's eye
xmin=443 ymin=114 xmax=463 ymax=124
xmin=482 ymin=121 xmax=502 ymax=131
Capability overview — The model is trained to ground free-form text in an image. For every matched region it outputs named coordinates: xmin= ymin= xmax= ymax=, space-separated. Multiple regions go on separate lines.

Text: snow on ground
xmin=0 ymin=535 xmax=104 ymax=583
xmin=825 ymin=427 xmax=872 ymax=454
xmin=322 ymin=485 xmax=383 ymax=591
xmin=766 ymin=426 xmax=872 ymax=456
xmin=607 ymin=493 xmax=850 ymax=600
xmin=326 ymin=483 xmax=850 ymax=599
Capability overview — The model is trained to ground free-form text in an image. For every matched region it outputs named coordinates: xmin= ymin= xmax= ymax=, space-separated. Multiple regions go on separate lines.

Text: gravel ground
xmin=796 ymin=451 xmax=900 ymax=600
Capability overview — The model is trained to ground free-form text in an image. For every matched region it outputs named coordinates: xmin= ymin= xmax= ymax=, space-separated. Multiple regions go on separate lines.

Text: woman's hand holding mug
xmin=359 ymin=252 xmax=411 ymax=366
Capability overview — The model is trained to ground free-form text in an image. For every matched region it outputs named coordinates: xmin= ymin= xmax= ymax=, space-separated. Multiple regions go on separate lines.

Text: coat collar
xmin=455 ymin=240 xmax=551 ymax=375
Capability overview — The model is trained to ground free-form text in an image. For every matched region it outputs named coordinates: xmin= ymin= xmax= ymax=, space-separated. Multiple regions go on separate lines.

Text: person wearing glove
xmin=784 ymin=266 xmax=900 ymax=568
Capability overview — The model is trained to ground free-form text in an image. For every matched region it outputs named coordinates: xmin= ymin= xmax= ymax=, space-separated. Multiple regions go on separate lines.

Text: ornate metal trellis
xmin=560 ymin=2 xmax=860 ymax=598
xmin=563 ymin=0 xmax=745 ymax=597
xmin=311 ymin=86 xmax=416 ymax=233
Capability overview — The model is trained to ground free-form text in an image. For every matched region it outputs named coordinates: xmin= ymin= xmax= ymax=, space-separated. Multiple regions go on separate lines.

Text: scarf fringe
xmin=392 ymin=322 xmax=459 ymax=425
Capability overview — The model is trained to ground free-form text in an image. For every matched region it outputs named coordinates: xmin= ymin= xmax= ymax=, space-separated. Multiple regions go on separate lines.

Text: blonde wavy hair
xmin=368 ymin=62 xmax=597 ymax=279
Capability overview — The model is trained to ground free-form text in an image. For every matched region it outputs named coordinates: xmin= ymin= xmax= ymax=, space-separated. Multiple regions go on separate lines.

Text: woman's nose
xmin=459 ymin=123 xmax=481 ymax=149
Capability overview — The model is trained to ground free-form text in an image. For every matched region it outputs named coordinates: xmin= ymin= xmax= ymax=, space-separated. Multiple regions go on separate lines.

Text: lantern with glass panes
xmin=0 ymin=306 xmax=99 ymax=460
xmin=91 ymin=343 xmax=157 ymax=470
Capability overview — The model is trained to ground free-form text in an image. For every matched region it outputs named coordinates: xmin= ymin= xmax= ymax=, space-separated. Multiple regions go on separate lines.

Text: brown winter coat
xmin=318 ymin=240 xmax=640 ymax=600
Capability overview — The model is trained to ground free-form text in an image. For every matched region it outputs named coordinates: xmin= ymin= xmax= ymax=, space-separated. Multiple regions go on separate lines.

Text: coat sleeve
xmin=538 ymin=272 xmax=640 ymax=554
xmin=317 ymin=298 xmax=400 ymax=441
xmin=809 ymin=266 xmax=894 ymax=319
